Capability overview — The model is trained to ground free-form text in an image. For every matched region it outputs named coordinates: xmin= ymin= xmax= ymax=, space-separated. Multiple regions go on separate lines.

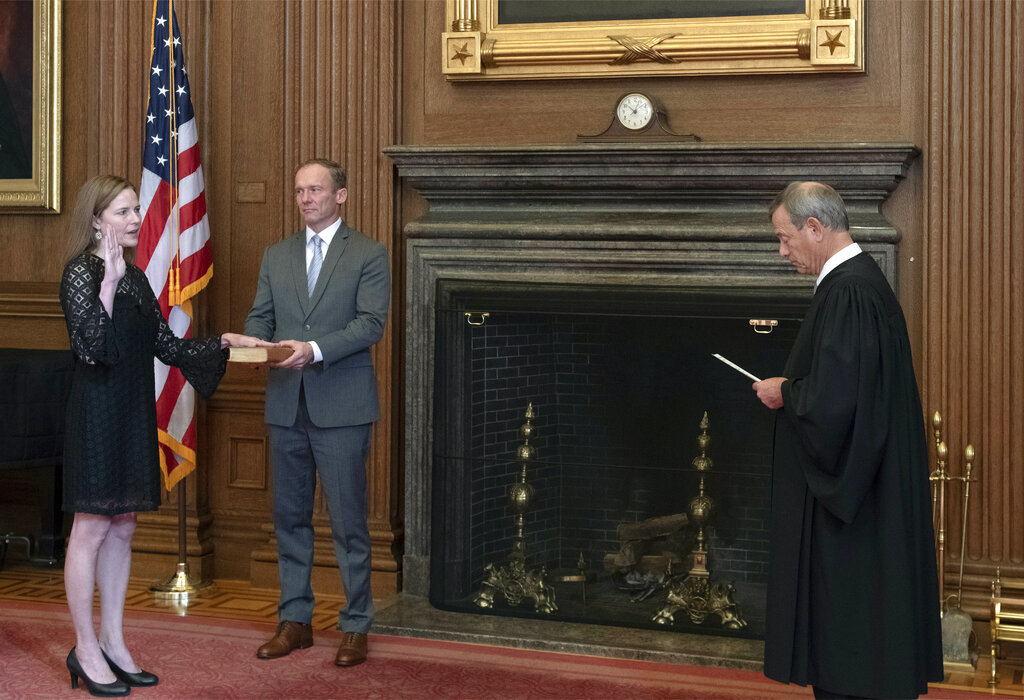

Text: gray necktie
xmin=307 ymin=234 xmax=323 ymax=297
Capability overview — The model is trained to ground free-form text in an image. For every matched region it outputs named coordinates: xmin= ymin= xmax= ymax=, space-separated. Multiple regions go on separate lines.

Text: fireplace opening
xmin=430 ymin=282 xmax=809 ymax=639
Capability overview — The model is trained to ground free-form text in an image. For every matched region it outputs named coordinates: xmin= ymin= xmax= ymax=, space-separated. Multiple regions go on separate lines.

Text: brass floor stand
xmin=150 ymin=480 xmax=214 ymax=606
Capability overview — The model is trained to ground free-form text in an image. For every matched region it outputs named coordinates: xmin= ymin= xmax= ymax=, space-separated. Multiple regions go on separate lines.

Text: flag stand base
xmin=150 ymin=561 xmax=215 ymax=602
xmin=150 ymin=480 xmax=213 ymax=605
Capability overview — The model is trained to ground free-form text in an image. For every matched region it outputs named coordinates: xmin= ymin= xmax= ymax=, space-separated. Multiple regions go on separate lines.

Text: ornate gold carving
xmin=819 ymin=29 xmax=846 ymax=55
xmin=450 ymin=0 xmax=479 ymax=32
xmin=797 ymin=28 xmax=811 ymax=59
xmin=443 ymin=0 xmax=863 ymax=80
xmin=819 ymin=0 xmax=852 ymax=20
xmin=452 ymin=18 xmax=480 ymax=32
xmin=608 ymin=34 xmax=678 ymax=66
xmin=810 ymin=19 xmax=856 ymax=65
xmin=481 ymin=32 xmax=808 ymax=70
xmin=442 ymin=32 xmax=482 ymax=74
xmin=450 ymin=41 xmax=474 ymax=66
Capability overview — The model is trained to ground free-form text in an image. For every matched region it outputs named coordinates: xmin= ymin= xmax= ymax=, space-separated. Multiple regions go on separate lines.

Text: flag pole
xmin=148 ymin=0 xmax=212 ymax=605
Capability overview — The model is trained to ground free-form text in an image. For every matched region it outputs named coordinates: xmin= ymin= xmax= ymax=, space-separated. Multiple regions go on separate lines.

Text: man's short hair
xmin=299 ymin=158 xmax=346 ymax=191
xmin=769 ymin=181 xmax=849 ymax=232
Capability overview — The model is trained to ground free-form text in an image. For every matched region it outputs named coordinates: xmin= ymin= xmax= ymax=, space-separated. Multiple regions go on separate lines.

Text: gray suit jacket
xmin=243 ymin=222 xmax=390 ymax=428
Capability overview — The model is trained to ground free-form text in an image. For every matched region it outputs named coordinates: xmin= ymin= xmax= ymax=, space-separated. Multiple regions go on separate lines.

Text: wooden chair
xmin=989 ymin=568 xmax=1024 ymax=687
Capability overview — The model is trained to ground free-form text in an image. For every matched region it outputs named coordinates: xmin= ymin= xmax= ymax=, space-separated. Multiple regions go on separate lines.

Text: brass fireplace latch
xmin=749 ymin=319 xmax=778 ymax=334
xmin=464 ymin=312 xmax=489 ymax=326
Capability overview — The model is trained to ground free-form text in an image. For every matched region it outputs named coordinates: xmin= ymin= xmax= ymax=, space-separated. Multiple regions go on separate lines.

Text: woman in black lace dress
xmin=59 ymin=175 xmax=266 ymax=696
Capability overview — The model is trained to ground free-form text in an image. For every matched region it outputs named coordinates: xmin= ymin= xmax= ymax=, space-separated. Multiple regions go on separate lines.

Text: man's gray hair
xmin=768 ymin=181 xmax=849 ymax=232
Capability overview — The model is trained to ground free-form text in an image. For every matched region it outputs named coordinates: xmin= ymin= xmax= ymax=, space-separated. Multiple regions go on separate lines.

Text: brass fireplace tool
xmin=652 ymin=412 xmax=746 ymax=629
xmin=930 ymin=410 xmax=980 ymax=671
xmin=473 ymin=403 xmax=558 ymax=614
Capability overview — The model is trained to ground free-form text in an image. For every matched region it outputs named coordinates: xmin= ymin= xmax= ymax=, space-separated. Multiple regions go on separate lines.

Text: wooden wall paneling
xmin=204 ymin=380 xmax=277 ymax=581
xmin=249 ymin=0 xmax=400 ymax=595
xmin=0 ymin=282 xmax=67 ymax=349
xmin=88 ymin=0 xmax=147 ymax=180
xmin=347 ymin=0 xmax=402 ymax=587
xmin=199 ymin=0 xmax=288 ymax=584
xmin=1009 ymin=0 xmax=1024 ymax=578
xmin=924 ymin=0 xmax=1024 ymax=618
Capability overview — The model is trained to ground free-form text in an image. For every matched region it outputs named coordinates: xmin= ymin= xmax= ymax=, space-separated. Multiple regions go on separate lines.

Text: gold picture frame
xmin=0 ymin=0 xmax=61 ymax=213
xmin=443 ymin=0 xmax=863 ymax=81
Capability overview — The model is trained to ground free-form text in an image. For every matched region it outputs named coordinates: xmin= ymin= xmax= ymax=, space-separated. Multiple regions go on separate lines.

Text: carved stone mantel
xmin=387 ymin=142 xmax=919 ymax=597
xmin=389 ymin=142 xmax=917 ymax=211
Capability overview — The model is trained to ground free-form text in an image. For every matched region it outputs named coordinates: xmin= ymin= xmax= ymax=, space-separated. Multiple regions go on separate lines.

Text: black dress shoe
xmin=65 ymin=648 xmax=130 ymax=697
xmin=101 ymin=649 xmax=159 ymax=687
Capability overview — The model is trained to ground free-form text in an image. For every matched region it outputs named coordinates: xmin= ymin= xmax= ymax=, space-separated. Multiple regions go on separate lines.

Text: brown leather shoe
xmin=334 ymin=632 xmax=368 ymax=667
xmin=256 ymin=620 xmax=313 ymax=659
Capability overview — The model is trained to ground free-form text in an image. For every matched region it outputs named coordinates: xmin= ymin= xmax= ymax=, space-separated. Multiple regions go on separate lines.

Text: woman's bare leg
xmin=64 ymin=512 xmax=117 ymax=684
xmin=96 ymin=512 xmax=140 ymax=673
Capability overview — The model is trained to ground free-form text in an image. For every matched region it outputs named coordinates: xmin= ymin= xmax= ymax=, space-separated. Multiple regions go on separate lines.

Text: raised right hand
xmin=99 ymin=224 xmax=126 ymax=286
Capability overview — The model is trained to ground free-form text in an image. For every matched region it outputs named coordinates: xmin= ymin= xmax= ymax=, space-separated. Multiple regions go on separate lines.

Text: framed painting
xmin=0 ymin=0 xmax=60 ymax=212
xmin=443 ymin=0 xmax=863 ymax=80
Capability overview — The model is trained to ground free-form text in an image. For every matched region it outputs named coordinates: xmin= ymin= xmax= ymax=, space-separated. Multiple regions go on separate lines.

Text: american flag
xmin=137 ymin=0 xmax=212 ymax=491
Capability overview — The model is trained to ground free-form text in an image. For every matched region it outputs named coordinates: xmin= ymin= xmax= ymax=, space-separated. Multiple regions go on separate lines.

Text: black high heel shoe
xmin=101 ymin=649 xmax=159 ymax=687
xmin=65 ymin=648 xmax=130 ymax=697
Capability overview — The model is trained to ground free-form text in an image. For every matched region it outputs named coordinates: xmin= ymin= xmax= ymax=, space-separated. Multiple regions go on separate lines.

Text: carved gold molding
xmin=443 ymin=0 xmax=862 ymax=80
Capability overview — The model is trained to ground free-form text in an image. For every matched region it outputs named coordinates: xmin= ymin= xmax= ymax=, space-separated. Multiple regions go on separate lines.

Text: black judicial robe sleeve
xmin=763 ymin=253 xmax=943 ymax=699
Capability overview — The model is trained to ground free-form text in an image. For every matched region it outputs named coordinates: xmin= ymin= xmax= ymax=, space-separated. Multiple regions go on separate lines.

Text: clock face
xmin=616 ymin=93 xmax=654 ymax=130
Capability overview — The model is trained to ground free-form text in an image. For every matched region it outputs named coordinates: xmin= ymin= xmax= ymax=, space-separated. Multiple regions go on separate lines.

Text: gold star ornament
xmin=451 ymin=42 xmax=473 ymax=65
xmin=819 ymin=29 xmax=845 ymax=56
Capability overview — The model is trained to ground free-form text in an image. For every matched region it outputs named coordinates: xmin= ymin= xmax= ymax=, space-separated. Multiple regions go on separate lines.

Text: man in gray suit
xmin=244 ymin=158 xmax=390 ymax=667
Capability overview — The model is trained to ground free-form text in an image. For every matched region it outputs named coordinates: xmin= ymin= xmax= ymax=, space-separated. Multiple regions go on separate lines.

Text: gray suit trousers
xmin=268 ymin=384 xmax=374 ymax=633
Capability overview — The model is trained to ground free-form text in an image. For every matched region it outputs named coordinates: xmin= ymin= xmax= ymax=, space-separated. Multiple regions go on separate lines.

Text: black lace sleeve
xmin=142 ymin=272 xmax=228 ymax=399
xmin=60 ymin=255 xmax=121 ymax=366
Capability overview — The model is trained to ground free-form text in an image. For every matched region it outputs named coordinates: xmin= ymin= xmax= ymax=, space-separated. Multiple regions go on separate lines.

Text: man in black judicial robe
xmin=754 ymin=182 xmax=943 ymax=699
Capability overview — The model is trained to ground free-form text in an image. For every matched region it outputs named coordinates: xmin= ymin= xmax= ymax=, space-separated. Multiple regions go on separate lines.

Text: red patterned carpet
xmin=0 ymin=600 xmax=1002 ymax=699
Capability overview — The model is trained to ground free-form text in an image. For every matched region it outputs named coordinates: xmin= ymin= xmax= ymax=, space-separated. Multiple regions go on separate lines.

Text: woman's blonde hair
xmin=64 ymin=175 xmax=138 ymax=264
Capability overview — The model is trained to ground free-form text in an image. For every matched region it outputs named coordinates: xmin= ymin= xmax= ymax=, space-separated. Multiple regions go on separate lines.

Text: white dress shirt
xmin=816 ymin=242 xmax=862 ymax=290
xmin=304 ymin=217 xmax=343 ymax=362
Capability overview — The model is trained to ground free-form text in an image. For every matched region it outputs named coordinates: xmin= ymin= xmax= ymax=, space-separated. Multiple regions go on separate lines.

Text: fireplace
xmin=429 ymin=281 xmax=806 ymax=638
xmin=387 ymin=142 xmax=917 ymax=647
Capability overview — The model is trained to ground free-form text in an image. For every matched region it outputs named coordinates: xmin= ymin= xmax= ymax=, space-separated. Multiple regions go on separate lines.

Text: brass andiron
xmin=473 ymin=404 xmax=558 ymax=614
xmin=652 ymin=412 xmax=746 ymax=629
